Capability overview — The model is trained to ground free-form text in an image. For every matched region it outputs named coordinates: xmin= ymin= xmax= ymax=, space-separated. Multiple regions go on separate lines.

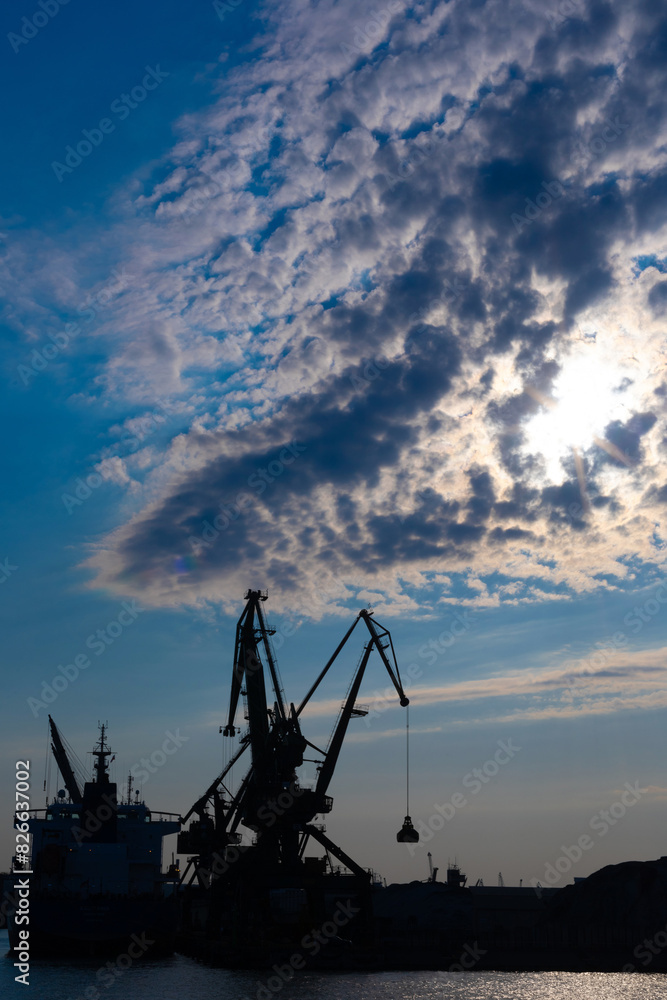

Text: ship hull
xmin=7 ymin=894 xmax=177 ymax=957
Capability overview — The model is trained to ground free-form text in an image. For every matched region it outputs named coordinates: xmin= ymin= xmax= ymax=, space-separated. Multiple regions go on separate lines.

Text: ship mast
xmin=92 ymin=722 xmax=113 ymax=784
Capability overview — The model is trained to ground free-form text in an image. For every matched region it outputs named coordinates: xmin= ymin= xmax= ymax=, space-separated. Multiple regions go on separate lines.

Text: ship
xmin=7 ymin=717 xmax=181 ymax=956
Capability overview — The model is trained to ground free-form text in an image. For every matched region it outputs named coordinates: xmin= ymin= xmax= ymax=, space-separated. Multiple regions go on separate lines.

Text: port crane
xmin=178 ymin=589 xmax=410 ymax=894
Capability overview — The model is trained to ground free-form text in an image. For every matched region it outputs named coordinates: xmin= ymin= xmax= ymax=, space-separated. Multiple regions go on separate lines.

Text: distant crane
xmin=427 ymin=852 xmax=438 ymax=883
xmin=497 ymin=871 xmax=505 ymax=887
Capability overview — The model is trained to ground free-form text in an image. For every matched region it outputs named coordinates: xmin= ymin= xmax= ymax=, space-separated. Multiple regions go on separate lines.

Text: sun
xmin=523 ymin=353 xmax=631 ymax=484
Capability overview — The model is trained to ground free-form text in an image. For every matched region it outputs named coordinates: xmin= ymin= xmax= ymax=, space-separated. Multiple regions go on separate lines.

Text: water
xmin=2 ymin=931 xmax=666 ymax=999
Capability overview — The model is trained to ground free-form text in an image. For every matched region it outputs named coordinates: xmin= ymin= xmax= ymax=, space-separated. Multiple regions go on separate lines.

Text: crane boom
xmin=255 ymin=596 xmax=287 ymax=723
xmin=179 ymin=738 xmax=249 ymax=825
xmin=295 ymin=616 xmax=361 ymax=716
xmin=297 ymin=609 xmax=408 ymax=718
xmin=48 ymin=715 xmax=83 ymax=802
xmin=315 ymin=641 xmax=375 ymax=798
xmin=314 ymin=610 xmax=408 ymax=799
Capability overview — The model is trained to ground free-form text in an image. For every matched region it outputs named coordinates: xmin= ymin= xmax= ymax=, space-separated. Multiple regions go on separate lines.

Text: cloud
xmin=295 ymin=642 xmax=667 ymax=733
xmin=3 ymin=0 xmax=667 ymax=616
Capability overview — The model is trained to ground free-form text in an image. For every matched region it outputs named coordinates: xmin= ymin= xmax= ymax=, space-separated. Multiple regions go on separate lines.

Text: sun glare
xmin=523 ymin=354 xmax=630 ymax=482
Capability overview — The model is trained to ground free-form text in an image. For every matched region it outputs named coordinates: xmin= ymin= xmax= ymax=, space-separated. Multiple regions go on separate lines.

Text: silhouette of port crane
xmin=177 ymin=590 xmax=409 ymax=953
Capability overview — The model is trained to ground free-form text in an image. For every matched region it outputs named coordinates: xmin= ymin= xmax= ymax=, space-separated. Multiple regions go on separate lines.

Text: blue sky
xmin=2 ymin=0 xmax=667 ymax=889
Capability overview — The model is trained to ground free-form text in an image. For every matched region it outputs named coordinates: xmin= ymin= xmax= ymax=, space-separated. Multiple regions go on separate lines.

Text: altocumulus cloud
xmin=3 ymin=0 xmax=667 ymax=616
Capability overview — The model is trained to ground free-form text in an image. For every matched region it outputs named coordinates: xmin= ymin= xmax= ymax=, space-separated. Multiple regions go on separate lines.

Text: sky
xmin=1 ymin=0 xmax=667 ymax=892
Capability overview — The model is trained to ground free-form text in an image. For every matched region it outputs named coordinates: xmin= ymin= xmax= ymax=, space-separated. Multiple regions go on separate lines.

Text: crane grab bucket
xmin=396 ymin=815 xmax=419 ymax=843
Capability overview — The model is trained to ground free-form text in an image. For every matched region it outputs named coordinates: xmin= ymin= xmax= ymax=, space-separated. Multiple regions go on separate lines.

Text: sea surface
xmin=2 ymin=931 xmax=667 ymax=1000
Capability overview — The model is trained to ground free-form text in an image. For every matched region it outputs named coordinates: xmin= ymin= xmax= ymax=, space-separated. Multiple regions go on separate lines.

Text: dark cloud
xmin=73 ymin=0 xmax=667 ymax=611
xmin=599 ymin=411 xmax=657 ymax=465
xmin=467 ymin=468 xmax=496 ymax=523
xmin=541 ymin=480 xmax=588 ymax=530
xmin=648 ymin=281 xmax=667 ymax=314
xmin=116 ymin=327 xmax=464 ymax=582
xmin=488 ymin=526 xmax=534 ymax=542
